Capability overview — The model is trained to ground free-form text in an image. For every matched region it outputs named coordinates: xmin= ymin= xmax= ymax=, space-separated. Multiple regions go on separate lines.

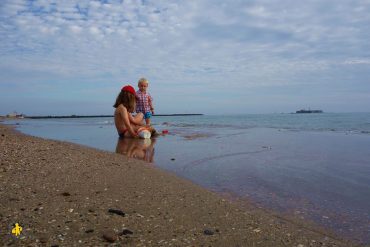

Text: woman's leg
xmin=122 ymin=124 xmax=142 ymax=138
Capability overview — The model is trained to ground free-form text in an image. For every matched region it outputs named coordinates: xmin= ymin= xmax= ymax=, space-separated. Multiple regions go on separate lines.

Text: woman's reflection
xmin=115 ymin=137 xmax=156 ymax=163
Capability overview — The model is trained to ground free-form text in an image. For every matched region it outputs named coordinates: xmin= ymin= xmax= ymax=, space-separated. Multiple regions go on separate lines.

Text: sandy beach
xmin=0 ymin=123 xmax=358 ymax=246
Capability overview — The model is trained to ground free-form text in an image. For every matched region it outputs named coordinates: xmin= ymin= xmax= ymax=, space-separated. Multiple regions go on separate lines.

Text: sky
xmin=1 ymin=0 xmax=370 ymax=115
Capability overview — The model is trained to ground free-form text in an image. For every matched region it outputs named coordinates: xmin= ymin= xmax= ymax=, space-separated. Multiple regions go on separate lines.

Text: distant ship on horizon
xmin=296 ymin=109 xmax=323 ymax=114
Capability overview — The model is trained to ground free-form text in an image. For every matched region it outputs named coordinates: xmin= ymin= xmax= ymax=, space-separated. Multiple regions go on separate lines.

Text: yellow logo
xmin=11 ymin=223 xmax=23 ymax=237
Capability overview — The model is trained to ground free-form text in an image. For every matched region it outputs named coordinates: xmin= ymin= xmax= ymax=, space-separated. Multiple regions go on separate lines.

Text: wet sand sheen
xmin=0 ymin=123 xmax=357 ymax=246
xmin=147 ymin=127 xmax=370 ymax=244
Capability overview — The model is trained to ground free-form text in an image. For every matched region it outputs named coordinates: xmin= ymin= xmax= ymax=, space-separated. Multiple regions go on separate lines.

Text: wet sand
xmin=0 ymin=123 xmax=359 ymax=246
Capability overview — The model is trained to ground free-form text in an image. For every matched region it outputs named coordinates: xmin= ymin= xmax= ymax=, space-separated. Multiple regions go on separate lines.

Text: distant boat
xmin=296 ymin=109 xmax=323 ymax=114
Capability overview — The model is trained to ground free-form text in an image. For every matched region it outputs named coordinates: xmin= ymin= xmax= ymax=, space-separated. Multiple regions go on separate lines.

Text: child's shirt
xmin=136 ymin=90 xmax=153 ymax=114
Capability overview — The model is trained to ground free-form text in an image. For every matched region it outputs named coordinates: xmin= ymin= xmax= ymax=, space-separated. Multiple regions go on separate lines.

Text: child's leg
xmin=144 ymin=112 xmax=152 ymax=126
xmin=145 ymin=124 xmax=158 ymax=136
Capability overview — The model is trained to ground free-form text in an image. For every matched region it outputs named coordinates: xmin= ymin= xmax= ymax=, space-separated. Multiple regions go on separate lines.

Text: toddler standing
xmin=136 ymin=77 xmax=154 ymax=126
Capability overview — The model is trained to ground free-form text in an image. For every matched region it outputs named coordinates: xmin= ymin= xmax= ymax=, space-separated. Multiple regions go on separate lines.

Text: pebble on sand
xmin=204 ymin=229 xmax=214 ymax=235
xmin=121 ymin=229 xmax=134 ymax=235
xmin=103 ymin=230 xmax=118 ymax=243
xmin=108 ymin=208 xmax=126 ymax=217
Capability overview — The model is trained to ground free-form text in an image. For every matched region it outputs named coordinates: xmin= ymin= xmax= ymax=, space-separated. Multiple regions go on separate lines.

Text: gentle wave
xmin=5 ymin=113 xmax=370 ymax=135
xmin=153 ymin=113 xmax=370 ymax=135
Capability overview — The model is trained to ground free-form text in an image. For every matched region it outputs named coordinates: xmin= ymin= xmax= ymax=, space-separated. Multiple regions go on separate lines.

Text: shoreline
xmin=0 ymin=114 xmax=204 ymax=120
xmin=0 ymin=123 xmax=359 ymax=246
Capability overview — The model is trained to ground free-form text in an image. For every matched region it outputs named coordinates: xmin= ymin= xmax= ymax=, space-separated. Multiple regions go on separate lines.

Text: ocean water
xmin=4 ymin=113 xmax=370 ymax=244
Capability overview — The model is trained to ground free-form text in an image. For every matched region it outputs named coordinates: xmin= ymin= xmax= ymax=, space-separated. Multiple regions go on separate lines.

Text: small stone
xmin=103 ymin=230 xmax=118 ymax=243
xmin=108 ymin=208 xmax=125 ymax=217
xmin=121 ymin=229 xmax=134 ymax=235
xmin=203 ymin=229 xmax=214 ymax=235
xmin=39 ymin=236 xmax=48 ymax=243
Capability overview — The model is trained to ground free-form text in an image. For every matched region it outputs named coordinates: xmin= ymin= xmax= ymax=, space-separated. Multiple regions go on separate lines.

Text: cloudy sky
xmin=1 ymin=0 xmax=369 ymax=115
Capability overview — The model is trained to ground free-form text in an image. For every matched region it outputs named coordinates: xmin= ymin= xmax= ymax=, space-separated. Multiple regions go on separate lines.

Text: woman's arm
xmin=122 ymin=107 xmax=138 ymax=137
xmin=129 ymin=112 xmax=144 ymax=125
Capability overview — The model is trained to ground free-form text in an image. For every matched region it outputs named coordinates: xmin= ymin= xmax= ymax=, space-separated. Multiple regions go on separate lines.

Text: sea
xmin=4 ymin=113 xmax=370 ymax=244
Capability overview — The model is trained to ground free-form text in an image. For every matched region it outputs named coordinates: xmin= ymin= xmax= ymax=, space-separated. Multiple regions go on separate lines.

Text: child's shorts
xmin=144 ymin=112 xmax=152 ymax=119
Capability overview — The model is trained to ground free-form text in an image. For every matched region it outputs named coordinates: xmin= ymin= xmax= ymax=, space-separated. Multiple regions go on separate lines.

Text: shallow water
xmin=4 ymin=113 xmax=370 ymax=244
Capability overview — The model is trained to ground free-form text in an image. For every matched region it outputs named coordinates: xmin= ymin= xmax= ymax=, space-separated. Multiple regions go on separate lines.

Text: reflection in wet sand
xmin=182 ymin=133 xmax=213 ymax=140
xmin=115 ymin=137 xmax=156 ymax=163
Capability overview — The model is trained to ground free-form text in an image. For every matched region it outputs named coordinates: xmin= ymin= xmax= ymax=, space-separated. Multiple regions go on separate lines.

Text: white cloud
xmin=344 ymin=59 xmax=370 ymax=65
xmin=0 ymin=0 xmax=28 ymax=17
xmin=245 ymin=6 xmax=271 ymax=18
xmin=89 ymin=26 xmax=100 ymax=35
xmin=69 ymin=24 xmax=82 ymax=33
xmin=1 ymin=0 xmax=370 ymax=114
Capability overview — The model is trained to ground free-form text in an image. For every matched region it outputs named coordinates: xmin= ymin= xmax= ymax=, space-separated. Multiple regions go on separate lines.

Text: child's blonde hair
xmin=138 ymin=77 xmax=149 ymax=86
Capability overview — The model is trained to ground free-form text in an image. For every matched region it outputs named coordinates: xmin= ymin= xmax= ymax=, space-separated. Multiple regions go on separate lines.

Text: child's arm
xmin=149 ymin=94 xmax=154 ymax=114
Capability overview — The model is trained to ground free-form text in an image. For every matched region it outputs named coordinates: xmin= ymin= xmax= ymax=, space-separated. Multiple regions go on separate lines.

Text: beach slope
xmin=0 ymin=124 xmax=355 ymax=246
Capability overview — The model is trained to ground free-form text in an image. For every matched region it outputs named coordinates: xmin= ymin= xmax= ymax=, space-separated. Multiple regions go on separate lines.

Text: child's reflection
xmin=115 ymin=137 xmax=156 ymax=163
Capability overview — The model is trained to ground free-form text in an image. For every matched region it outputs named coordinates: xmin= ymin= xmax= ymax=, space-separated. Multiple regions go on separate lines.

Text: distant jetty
xmin=27 ymin=114 xmax=203 ymax=119
xmin=296 ymin=109 xmax=323 ymax=114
